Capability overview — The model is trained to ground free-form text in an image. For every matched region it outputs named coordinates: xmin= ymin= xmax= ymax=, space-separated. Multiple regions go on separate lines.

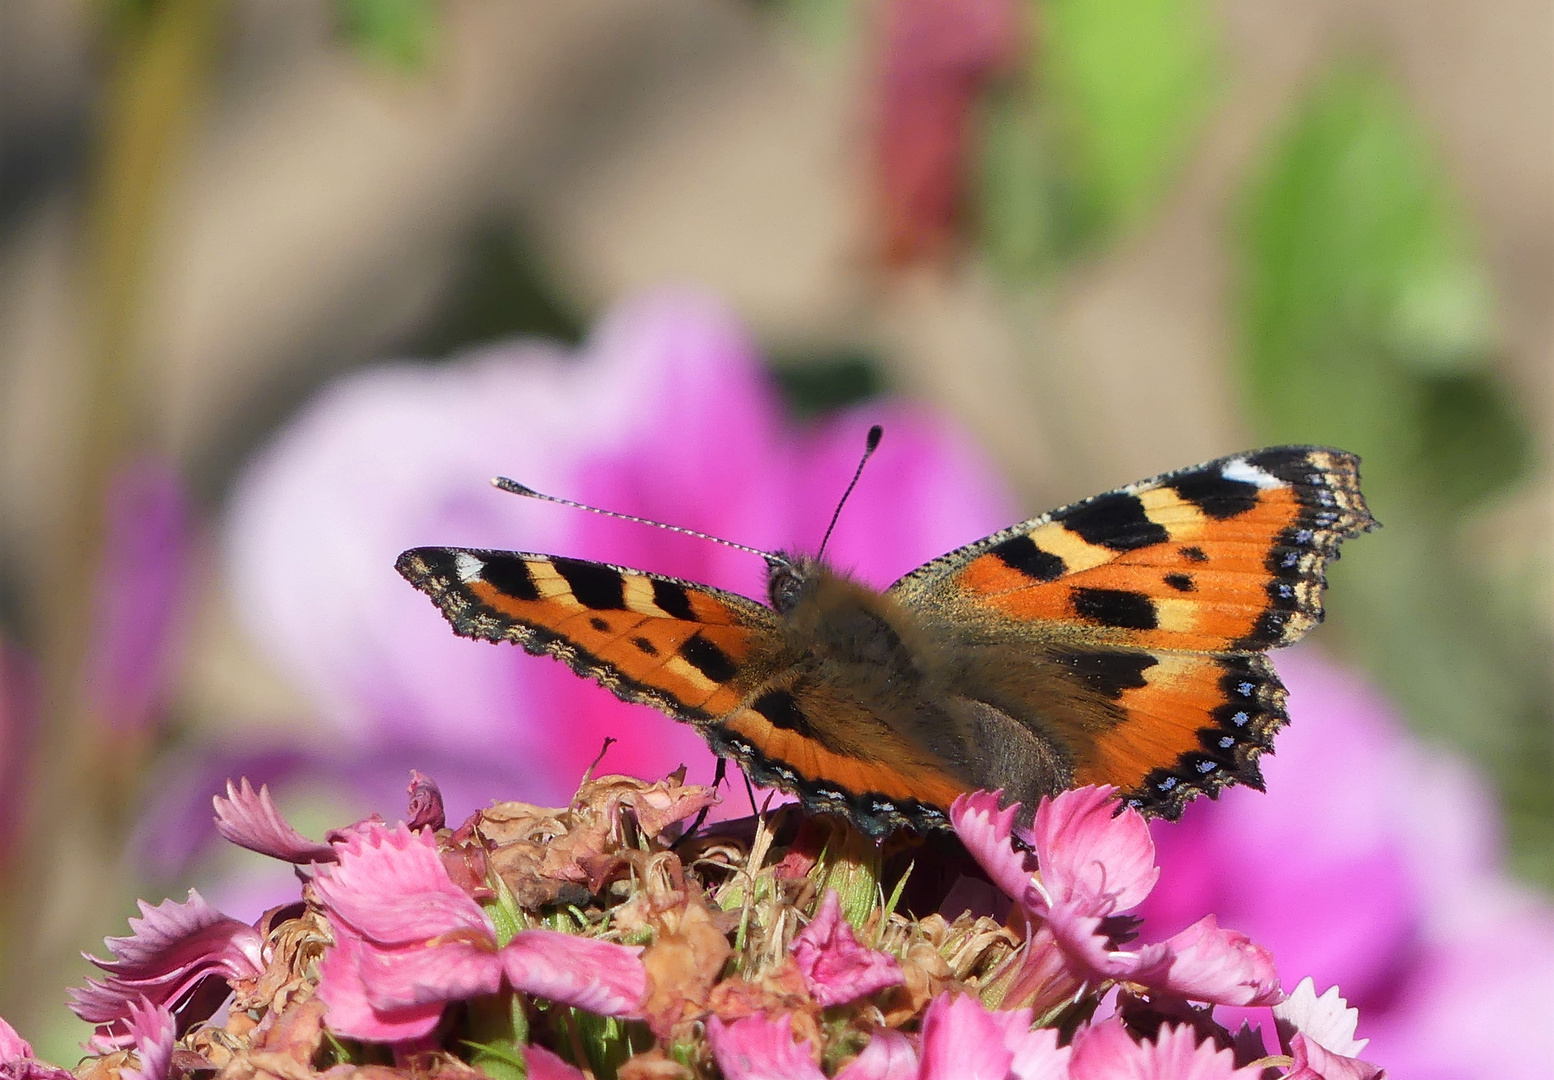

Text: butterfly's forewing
xmin=396 ymin=548 xmax=781 ymax=724
xmin=890 ymin=446 xmax=1377 ymax=817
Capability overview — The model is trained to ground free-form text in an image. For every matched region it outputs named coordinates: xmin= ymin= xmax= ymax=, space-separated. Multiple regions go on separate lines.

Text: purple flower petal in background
xmin=223 ymin=289 xmax=1015 ymax=820
xmin=68 ymin=891 xmax=263 ymax=1051
xmin=1137 ymin=647 xmax=1554 ymax=1078
xmin=82 ymin=456 xmax=192 ymax=737
xmin=790 ymin=890 xmax=903 ymax=1007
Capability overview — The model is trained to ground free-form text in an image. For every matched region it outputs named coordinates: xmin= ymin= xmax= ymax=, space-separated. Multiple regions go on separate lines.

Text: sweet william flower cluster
xmin=4 ymin=769 xmax=1386 ymax=1079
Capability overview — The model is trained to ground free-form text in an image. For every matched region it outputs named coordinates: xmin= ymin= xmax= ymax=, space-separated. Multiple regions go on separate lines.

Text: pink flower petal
xmin=521 ymin=1045 xmax=588 ymax=1080
xmin=1285 ymin=1034 xmax=1385 ymax=1080
xmin=315 ymin=930 xmax=447 ymax=1043
xmin=1156 ymin=916 xmax=1282 ymax=1007
xmin=1031 ymin=787 xmax=1158 ymax=915
xmin=950 ymin=791 xmax=1039 ymax=904
xmin=836 ymin=1029 xmax=918 ymax=1080
xmin=1006 ymin=1027 xmax=1073 ymax=1080
xmin=917 ymin=992 xmax=1035 ymax=1080
xmin=498 ymin=931 xmax=646 ymax=1017
xmin=0 ymin=1018 xmax=29 ymax=1062
xmin=120 ymin=999 xmax=176 ymax=1080
xmin=312 ymin=824 xmax=489 ymax=944
xmin=1272 ymin=978 xmax=1367 ymax=1057
xmin=212 ymin=778 xmax=337 ymax=864
xmin=1069 ymin=1021 xmax=1261 ymax=1079
xmin=707 ymin=1015 xmax=827 ymax=1080
xmin=69 ymin=891 xmax=263 ymax=1049
xmin=790 ymin=890 xmax=904 ymax=1007
xmin=355 ymin=938 xmax=506 ymax=1011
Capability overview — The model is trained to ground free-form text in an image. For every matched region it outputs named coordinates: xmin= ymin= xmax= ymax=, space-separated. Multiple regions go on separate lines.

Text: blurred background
xmin=1 ymin=0 xmax=1550 ymax=1067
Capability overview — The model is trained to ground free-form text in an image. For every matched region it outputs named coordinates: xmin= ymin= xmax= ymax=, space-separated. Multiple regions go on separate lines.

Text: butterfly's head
xmin=766 ymin=554 xmax=821 ymax=614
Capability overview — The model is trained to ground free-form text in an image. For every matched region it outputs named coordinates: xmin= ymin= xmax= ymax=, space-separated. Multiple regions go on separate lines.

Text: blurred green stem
xmin=0 ymin=0 xmax=222 ymax=1039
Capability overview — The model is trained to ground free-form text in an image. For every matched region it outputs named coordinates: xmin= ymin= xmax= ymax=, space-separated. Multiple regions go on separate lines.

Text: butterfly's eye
xmin=767 ymin=561 xmax=807 ymax=614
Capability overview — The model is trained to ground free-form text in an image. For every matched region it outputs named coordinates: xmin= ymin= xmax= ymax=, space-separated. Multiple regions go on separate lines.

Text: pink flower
xmin=0 ymin=1015 xmax=73 ymax=1080
xmin=1273 ymin=979 xmax=1384 ymax=1080
xmin=222 ymin=290 xmax=1014 ymax=826
xmin=312 ymin=821 xmax=646 ymax=1043
xmin=952 ymin=788 xmax=1280 ymax=1008
xmin=68 ymin=891 xmax=264 ymax=1051
xmin=212 ymin=778 xmax=338 ymax=864
xmin=876 ymin=0 xmax=1021 ymax=262
xmin=1068 ymin=1021 xmax=1261 ymax=1079
xmin=120 ymin=999 xmax=176 ymax=1080
xmin=707 ymin=1014 xmax=915 ymax=1080
xmin=1137 ymin=648 xmax=1554 ymax=1078
xmin=917 ymin=993 xmax=1070 ymax=1080
xmin=790 ymin=890 xmax=904 ymax=1006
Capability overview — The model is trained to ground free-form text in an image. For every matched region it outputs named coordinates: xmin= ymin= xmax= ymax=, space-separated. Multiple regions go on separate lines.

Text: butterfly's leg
xmin=678 ymin=757 xmax=727 ymax=842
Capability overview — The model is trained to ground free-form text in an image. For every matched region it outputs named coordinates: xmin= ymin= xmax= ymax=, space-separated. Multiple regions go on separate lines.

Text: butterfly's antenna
xmin=816 ymin=425 xmax=883 ymax=560
xmin=493 ymin=477 xmax=787 ymax=565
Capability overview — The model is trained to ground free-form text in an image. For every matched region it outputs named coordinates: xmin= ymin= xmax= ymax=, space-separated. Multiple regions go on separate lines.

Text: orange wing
xmin=891 ymin=446 xmax=1377 ymax=818
xmin=396 ymin=548 xmax=780 ymax=725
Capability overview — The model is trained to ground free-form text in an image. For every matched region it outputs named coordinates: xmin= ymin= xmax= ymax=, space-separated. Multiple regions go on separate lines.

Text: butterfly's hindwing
xmin=396 ymin=548 xmax=780 ymax=724
xmin=891 ymin=446 xmax=1373 ymax=817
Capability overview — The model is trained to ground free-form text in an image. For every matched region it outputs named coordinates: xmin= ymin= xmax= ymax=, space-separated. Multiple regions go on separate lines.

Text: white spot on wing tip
xmin=1222 ymin=459 xmax=1283 ymax=490
xmin=454 ymin=552 xmax=485 ymax=583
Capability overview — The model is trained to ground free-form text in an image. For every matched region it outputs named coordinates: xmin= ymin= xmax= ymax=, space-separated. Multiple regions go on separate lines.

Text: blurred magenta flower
xmin=221 ymin=289 xmax=1015 ymax=824
xmin=84 ymin=456 xmax=192 ymax=737
xmin=876 ymin=0 xmax=1020 ymax=262
xmin=1138 ymin=647 xmax=1554 ymax=1079
xmin=1067 ymin=1021 xmax=1259 ymax=1079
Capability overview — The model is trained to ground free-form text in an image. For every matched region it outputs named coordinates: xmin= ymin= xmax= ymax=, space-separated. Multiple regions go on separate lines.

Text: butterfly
xmin=397 ymin=442 xmax=1376 ymax=837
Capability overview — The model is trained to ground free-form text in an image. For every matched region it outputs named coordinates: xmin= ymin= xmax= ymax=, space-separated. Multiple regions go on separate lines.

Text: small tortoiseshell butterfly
xmin=397 ymin=440 xmax=1375 ymax=837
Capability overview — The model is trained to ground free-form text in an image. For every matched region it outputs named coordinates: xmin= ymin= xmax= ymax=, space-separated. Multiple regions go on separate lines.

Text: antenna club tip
xmin=493 ymin=477 xmax=538 ymax=497
xmin=866 ymin=425 xmax=883 ymax=451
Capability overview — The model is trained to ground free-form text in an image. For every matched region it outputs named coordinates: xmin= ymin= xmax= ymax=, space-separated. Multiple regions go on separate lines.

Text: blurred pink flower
xmin=952 ymin=787 xmax=1281 ymax=1010
xmin=1137 ymin=647 xmax=1554 ymax=1079
xmin=83 ymin=456 xmax=192 ymax=737
xmin=876 ymin=0 xmax=1021 ymax=262
xmin=222 ymin=289 xmax=1014 ymax=824
xmin=707 ymin=1013 xmax=915 ymax=1080
xmin=916 ymin=992 xmax=1068 ymax=1080
xmin=312 ymin=822 xmax=646 ymax=1043
xmin=789 ymin=889 xmax=904 ymax=1007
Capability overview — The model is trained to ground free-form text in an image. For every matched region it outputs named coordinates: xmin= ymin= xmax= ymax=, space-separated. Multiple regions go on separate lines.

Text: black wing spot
xmin=990 ymin=535 xmax=1066 ymax=581
xmin=1059 ymin=492 xmax=1170 ymax=551
xmin=552 ymin=558 xmax=627 ymax=610
xmin=651 ymin=579 xmax=697 ymax=620
xmin=631 ymin=636 xmax=660 ymax=656
xmin=679 ymin=633 xmax=739 ymax=683
xmin=1164 ymin=573 xmax=1194 ymax=592
xmin=1072 ymin=587 xmax=1158 ymax=630
xmin=751 ymin=689 xmax=812 ymax=734
xmin=1180 ymin=546 xmax=1209 ymax=563
xmin=589 ymin=616 xmax=611 ymax=632
xmin=1054 ymin=650 xmax=1158 ymax=699
xmin=1170 ymin=471 xmax=1260 ymax=519
xmin=480 ymin=557 xmax=541 ymax=601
